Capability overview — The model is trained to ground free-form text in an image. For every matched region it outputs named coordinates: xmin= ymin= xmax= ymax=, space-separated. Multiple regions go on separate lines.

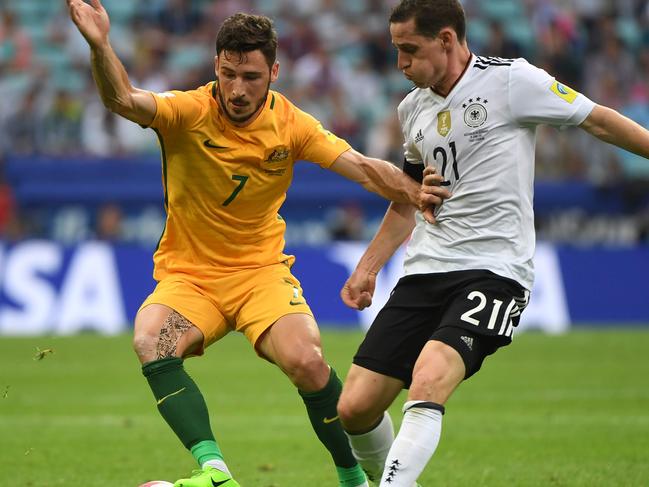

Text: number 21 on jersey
xmin=433 ymin=140 xmax=459 ymax=186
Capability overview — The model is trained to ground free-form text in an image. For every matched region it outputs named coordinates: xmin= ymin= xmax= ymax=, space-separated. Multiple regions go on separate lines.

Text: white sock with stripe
xmin=379 ymin=401 xmax=444 ymax=487
xmin=346 ymin=412 xmax=395 ymax=484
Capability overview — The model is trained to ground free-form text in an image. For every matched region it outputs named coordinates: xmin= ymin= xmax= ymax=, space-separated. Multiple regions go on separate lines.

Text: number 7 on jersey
xmin=222 ymin=174 xmax=249 ymax=206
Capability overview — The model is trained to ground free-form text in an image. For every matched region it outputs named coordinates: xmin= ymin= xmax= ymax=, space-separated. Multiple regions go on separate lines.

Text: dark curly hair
xmin=216 ymin=13 xmax=278 ymax=68
xmin=390 ymin=0 xmax=466 ymax=42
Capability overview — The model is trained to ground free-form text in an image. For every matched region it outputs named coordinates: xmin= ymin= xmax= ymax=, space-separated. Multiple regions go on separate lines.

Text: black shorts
xmin=353 ymin=270 xmax=529 ymax=387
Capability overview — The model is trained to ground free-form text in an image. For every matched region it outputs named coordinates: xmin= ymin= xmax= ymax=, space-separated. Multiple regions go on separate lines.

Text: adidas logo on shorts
xmin=460 ymin=335 xmax=474 ymax=350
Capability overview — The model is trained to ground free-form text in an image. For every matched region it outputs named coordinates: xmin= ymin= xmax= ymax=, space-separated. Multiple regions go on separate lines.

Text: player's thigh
xmin=230 ymin=264 xmax=327 ymax=389
xmin=338 ymin=364 xmax=404 ymax=431
xmin=256 ymin=312 xmax=322 ymax=365
xmin=353 ymin=290 xmax=441 ymax=388
xmin=408 ymin=339 xmax=466 ymax=404
xmin=234 ymin=264 xmax=315 ymax=351
xmin=256 ymin=312 xmax=331 ymax=390
xmin=136 ymin=277 xmax=228 ymax=360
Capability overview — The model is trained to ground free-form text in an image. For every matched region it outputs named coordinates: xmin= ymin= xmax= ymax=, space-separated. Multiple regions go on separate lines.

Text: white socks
xmin=379 ymin=401 xmax=444 ymax=487
xmin=346 ymin=412 xmax=395 ymax=484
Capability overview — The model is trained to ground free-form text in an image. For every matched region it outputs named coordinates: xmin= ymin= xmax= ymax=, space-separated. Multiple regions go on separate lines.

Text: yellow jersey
xmin=148 ymin=82 xmax=350 ymax=279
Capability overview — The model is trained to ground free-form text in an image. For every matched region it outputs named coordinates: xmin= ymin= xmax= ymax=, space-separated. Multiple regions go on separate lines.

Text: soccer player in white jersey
xmin=335 ymin=1 xmax=649 ymax=486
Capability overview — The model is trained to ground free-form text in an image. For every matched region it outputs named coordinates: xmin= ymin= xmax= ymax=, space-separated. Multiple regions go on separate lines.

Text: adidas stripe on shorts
xmin=353 ymin=270 xmax=529 ymax=386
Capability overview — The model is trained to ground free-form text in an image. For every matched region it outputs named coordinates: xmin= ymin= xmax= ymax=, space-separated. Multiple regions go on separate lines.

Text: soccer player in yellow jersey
xmin=66 ymin=1 xmax=449 ymax=486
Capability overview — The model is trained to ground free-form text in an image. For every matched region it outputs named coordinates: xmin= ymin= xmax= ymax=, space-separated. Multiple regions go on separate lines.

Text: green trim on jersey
xmin=153 ymin=128 xmax=168 ymax=252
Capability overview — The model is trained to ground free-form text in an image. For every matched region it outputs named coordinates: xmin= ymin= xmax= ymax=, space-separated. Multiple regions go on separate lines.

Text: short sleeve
xmin=148 ymin=90 xmax=206 ymax=132
xmin=293 ymin=109 xmax=351 ymax=167
xmin=397 ymin=101 xmax=423 ymax=173
xmin=402 ymin=135 xmax=423 ymax=167
xmin=509 ymin=60 xmax=595 ymax=127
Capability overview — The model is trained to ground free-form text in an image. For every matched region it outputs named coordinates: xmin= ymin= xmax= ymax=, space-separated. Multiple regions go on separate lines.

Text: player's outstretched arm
xmin=329 ymin=149 xmax=450 ymax=223
xmin=341 ymin=202 xmax=416 ymax=310
xmin=66 ymin=0 xmax=156 ymax=126
xmin=580 ymin=104 xmax=649 ymax=159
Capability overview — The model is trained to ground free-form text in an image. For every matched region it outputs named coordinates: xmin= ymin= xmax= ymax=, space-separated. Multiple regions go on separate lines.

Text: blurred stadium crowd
xmin=1 ymin=0 xmax=649 ymax=244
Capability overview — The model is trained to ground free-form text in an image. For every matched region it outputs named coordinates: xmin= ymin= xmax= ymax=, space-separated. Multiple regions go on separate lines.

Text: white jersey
xmin=399 ymin=55 xmax=595 ymax=290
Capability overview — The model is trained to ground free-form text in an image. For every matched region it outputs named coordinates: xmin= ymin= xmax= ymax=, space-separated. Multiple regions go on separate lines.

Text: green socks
xmin=336 ymin=465 xmax=369 ymax=487
xmin=299 ymin=368 xmax=367 ymax=487
xmin=191 ymin=440 xmax=224 ymax=466
xmin=144 ymin=359 xmax=365 ymax=485
xmin=142 ymin=357 xmax=222 ymax=465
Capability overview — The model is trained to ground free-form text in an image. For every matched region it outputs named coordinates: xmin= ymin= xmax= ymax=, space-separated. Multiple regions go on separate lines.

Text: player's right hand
xmin=66 ymin=0 xmax=111 ymax=48
xmin=341 ymin=268 xmax=377 ymax=310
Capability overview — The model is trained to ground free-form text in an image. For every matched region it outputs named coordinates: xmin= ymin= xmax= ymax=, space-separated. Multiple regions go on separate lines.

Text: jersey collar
xmin=429 ymin=52 xmax=474 ymax=101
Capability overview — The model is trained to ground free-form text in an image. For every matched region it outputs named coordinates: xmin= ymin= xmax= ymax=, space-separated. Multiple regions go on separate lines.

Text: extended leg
xmin=378 ymin=340 xmax=465 ymax=487
xmin=337 ymin=365 xmax=404 ymax=484
xmin=257 ymin=313 xmax=368 ymax=487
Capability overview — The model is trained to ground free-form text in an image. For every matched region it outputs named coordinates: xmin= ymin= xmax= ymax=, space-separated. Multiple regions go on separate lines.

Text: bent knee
xmin=409 ymin=367 xmax=463 ymax=404
xmin=337 ymin=393 xmax=365 ymax=424
xmin=132 ymin=309 xmax=203 ymax=363
xmin=337 ymin=391 xmax=381 ymax=431
xmin=409 ymin=341 xmax=466 ymax=402
xmin=284 ymin=351 xmax=329 ymax=391
xmin=132 ymin=330 xmax=160 ymax=363
xmin=410 ymin=370 xmax=446 ymax=394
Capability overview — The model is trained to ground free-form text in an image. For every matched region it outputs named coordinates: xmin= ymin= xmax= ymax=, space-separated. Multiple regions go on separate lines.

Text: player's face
xmin=390 ymin=19 xmax=449 ymax=89
xmin=215 ymin=50 xmax=279 ymax=125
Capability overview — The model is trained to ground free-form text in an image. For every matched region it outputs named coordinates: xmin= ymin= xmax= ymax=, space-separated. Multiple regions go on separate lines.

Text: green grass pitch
xmin=1 ymin=328 xmax=648 ymax=486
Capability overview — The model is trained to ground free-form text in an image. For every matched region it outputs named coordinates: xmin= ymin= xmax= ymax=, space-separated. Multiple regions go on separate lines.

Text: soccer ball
xmin=138 ymin=482 xmax=174 ymax=487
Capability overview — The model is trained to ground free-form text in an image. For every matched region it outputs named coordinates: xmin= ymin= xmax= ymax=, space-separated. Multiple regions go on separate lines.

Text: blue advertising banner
xmin=0 ymin=240 xmax=646 ymax=335
xmin=557 ymin=246 xmax=649 ymax=323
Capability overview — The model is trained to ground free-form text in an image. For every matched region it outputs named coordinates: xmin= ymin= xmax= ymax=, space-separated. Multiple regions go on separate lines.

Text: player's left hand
xmin=420 ymin=166 xmax=451 ymax=224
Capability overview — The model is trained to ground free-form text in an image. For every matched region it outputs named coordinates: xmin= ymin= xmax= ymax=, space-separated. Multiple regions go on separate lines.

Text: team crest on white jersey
xmin=462 ymin=97 xmax=489 ymax=128
xmin=437 ymin=110 xmax=451 ymax=136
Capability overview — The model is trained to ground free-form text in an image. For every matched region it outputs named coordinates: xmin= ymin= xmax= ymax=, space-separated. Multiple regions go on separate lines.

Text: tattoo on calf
xmin=156 ymin=311 xmax=194 ymax=359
